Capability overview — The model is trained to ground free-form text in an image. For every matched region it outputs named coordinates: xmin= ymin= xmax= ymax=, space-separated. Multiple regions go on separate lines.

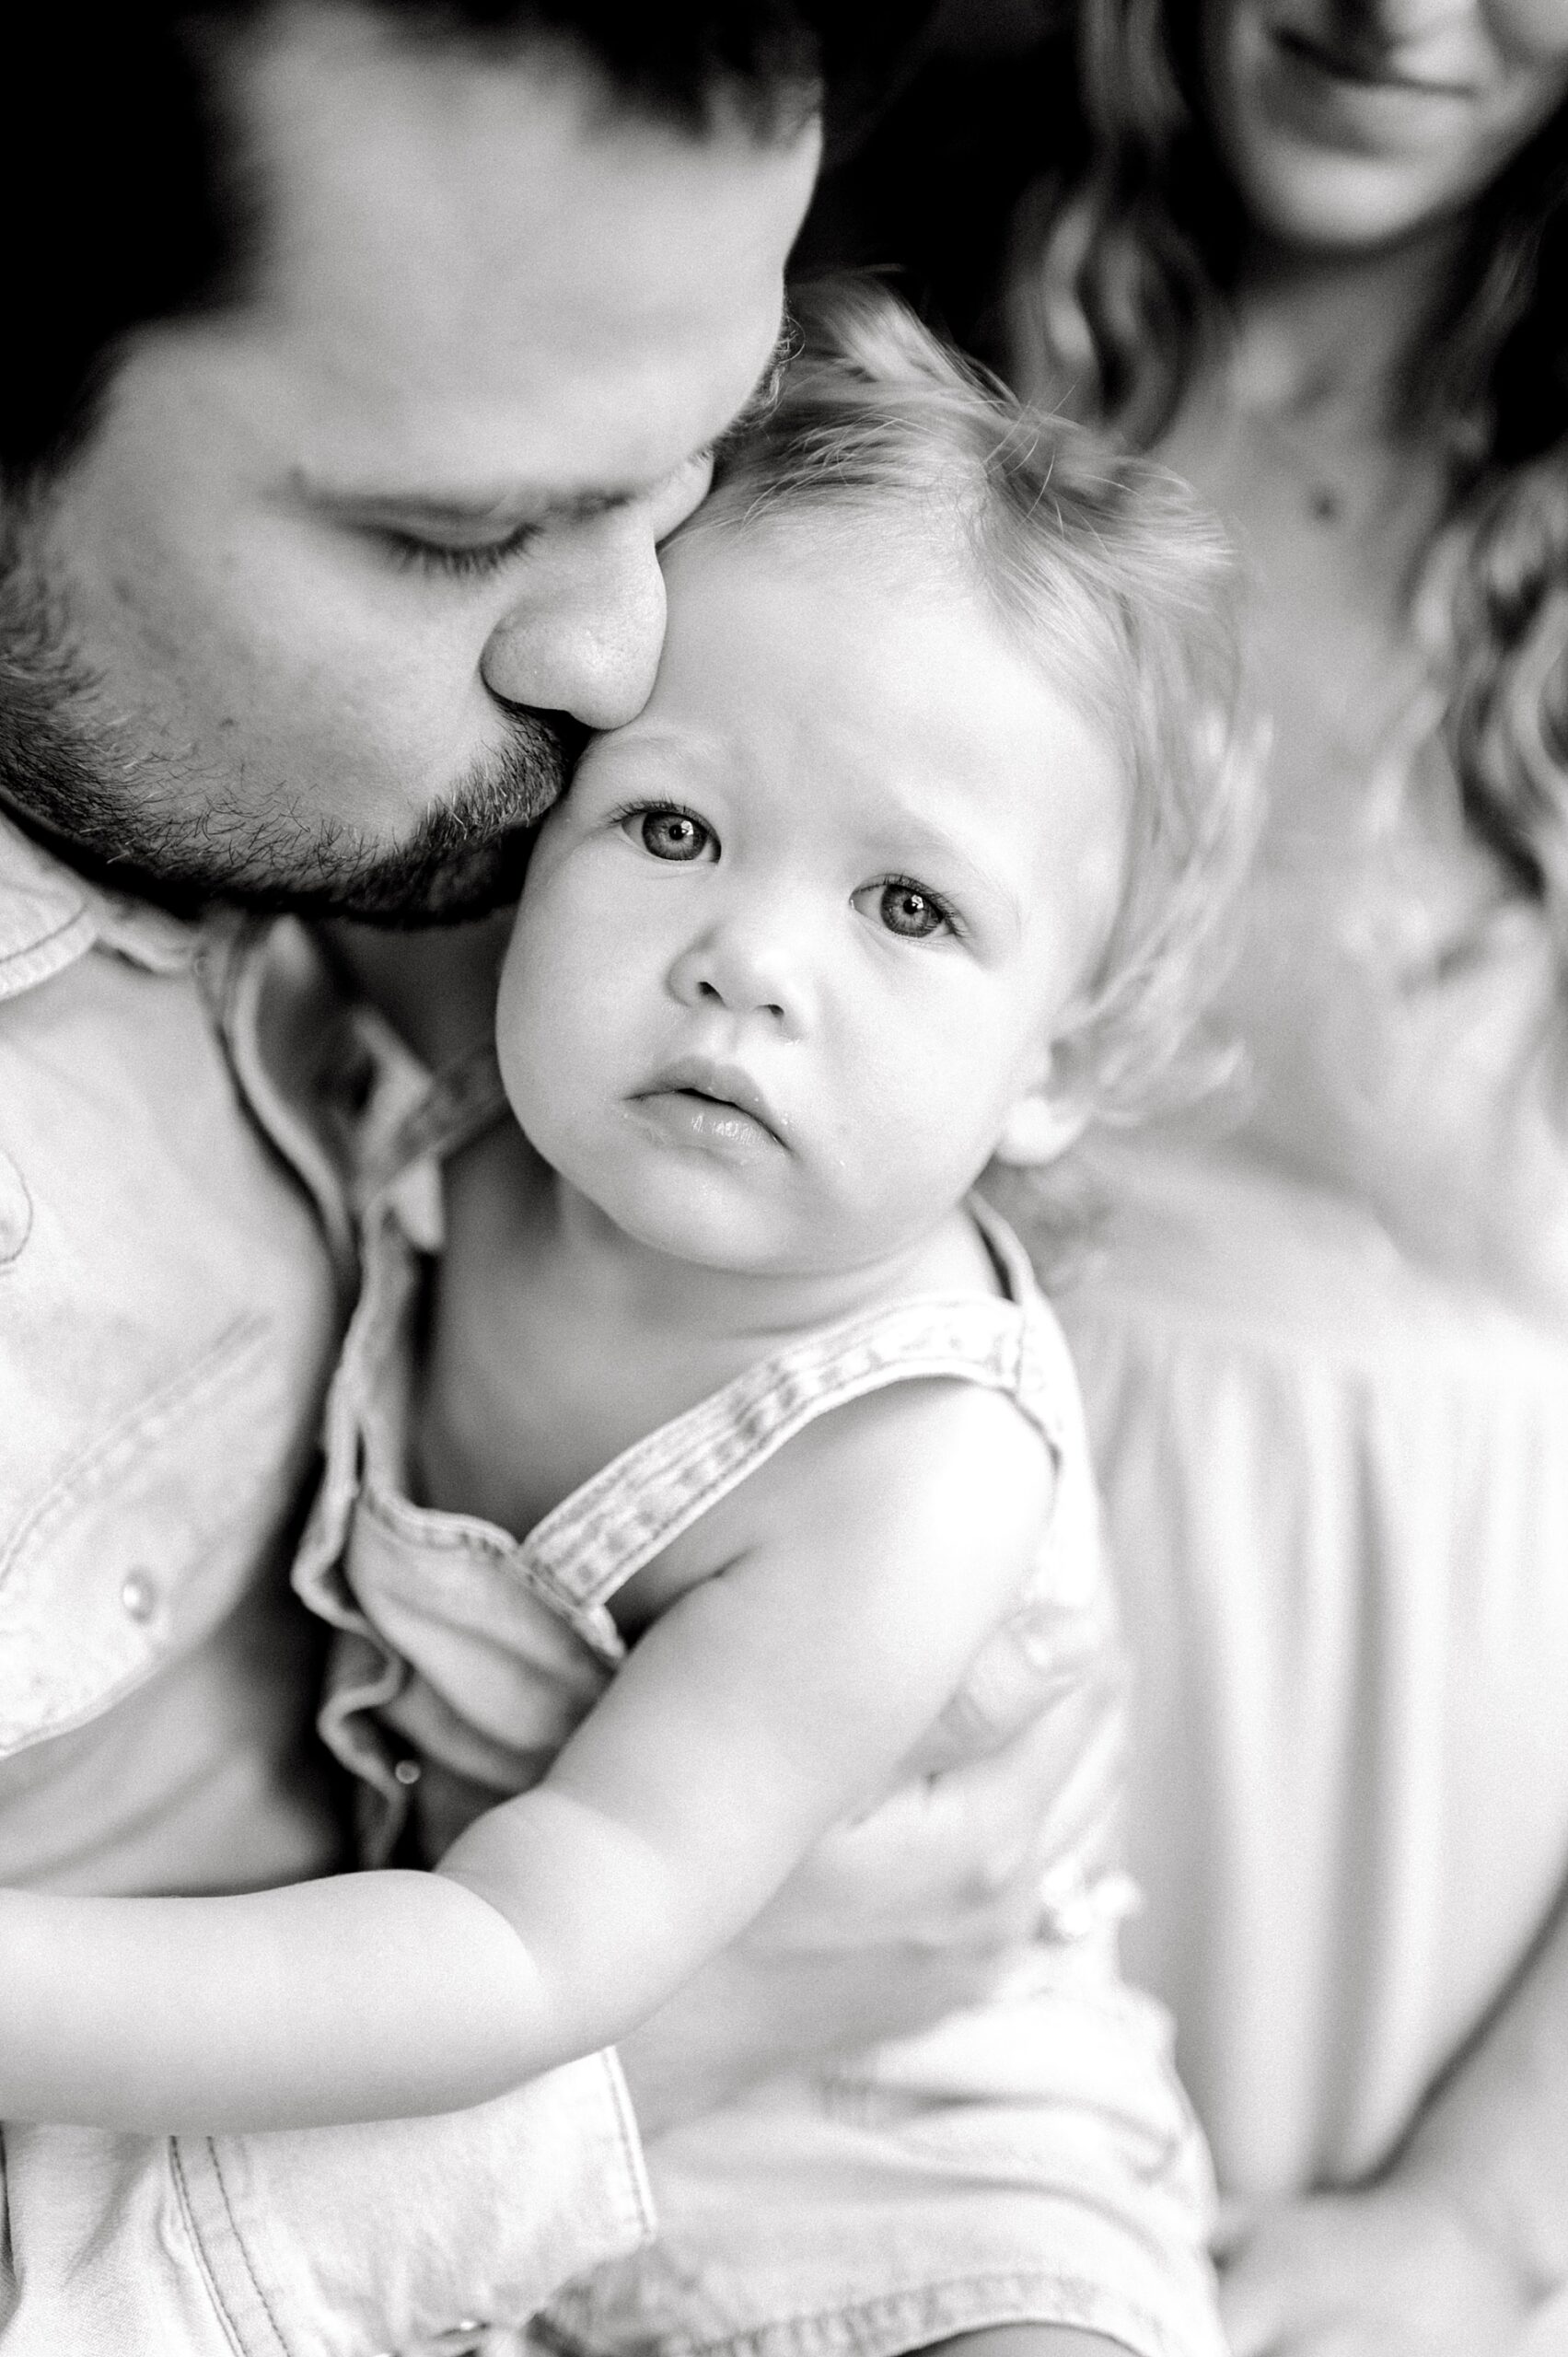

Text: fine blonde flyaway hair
xmin=691 ymin=276 xmax=1252 ymax=1131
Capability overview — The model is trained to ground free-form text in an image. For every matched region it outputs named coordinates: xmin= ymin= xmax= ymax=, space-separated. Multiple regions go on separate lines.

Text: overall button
xmin=393 ymin=1757 xmax=423 ymax=1786
xmin=120 ymin=1569 xmax=158 ymax=1623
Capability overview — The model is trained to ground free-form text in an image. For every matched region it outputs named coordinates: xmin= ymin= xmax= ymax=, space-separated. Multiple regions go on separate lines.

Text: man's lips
xmin=632 ymin=1058 xmax=787 ymax=1148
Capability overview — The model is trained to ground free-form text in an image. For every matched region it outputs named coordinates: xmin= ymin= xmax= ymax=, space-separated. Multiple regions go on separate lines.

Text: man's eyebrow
xmin=705 ymin=319 xmax=796 ymax=459
xmin=288 ymin=474 xmax=638 ymax=532
xmin=286 ymin=322 xmax=797 ymax=533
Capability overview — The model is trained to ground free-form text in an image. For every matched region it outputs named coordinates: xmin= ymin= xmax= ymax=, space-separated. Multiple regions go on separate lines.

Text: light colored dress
xmin=289 ymin=1044 xmax=1224 ymax=2357
xmin=1054 ymin=673 xmax=1568 ymax=2201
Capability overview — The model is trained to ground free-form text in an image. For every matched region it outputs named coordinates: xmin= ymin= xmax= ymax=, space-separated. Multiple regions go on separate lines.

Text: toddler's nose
xmin=668 ymin=917 xmax=805 ymax=1031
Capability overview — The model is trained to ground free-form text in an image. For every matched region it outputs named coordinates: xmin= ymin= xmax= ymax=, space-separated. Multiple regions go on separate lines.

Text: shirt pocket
xmin=0 ymin=1313 xmax=299 ymax=1754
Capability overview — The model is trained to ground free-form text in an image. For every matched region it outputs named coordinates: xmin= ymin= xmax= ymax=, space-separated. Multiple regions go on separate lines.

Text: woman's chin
xmin=1228 ymin=138 xmax=1469 ymax=253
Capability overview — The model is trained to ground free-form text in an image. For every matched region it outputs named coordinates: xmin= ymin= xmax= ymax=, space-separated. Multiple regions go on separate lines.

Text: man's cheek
xmin=224 ymin=595 xmax=453 ymax=783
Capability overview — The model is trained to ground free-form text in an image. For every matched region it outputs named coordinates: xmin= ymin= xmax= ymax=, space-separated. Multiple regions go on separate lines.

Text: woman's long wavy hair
xmin=1005 ymin=0 xmax=1568 ymax=967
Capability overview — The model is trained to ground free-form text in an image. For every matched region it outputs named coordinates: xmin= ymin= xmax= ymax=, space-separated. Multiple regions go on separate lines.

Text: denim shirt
xmin=0 ymin=816 xmax=651 ymax=2357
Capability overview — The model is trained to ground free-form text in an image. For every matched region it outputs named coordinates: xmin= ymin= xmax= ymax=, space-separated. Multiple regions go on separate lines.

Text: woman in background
xmin=986 ymin=4 xmax=1568 ymax=2351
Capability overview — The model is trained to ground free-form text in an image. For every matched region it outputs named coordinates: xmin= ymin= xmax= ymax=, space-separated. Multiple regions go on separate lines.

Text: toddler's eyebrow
xmin=875 ymin=819 xmax=1025 ymax=944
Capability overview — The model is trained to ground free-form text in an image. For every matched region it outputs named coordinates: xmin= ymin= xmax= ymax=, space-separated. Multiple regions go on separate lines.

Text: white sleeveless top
xmin=1057 ymin=1130 xmax=1568 ymax=2201
xmin=1051 ymin=673 xmax=1568 ymax=2198
xmin=1050 ymin=385 xmax=1568 ymax=2202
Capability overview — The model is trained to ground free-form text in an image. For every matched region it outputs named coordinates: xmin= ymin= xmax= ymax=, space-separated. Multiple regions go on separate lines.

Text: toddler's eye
xmin=871 ymin=881 xmax=951 ymax=940
xmin=628 ymin=807 xmax=715 ymax=863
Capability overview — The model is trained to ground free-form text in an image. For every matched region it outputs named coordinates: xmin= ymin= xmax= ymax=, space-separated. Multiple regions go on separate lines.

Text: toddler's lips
xmin=629 ymin=1060 xmax=787 ymax=1160
xmin=629 ymin=1089 xmax=784 ymax=1162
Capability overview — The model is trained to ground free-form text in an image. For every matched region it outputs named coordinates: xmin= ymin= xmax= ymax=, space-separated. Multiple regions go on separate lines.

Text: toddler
xmin=0 ymin=288 xmax=1244 ymax=2357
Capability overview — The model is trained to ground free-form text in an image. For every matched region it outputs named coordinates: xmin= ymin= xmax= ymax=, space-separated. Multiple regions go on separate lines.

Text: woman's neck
xmin=1225 ymin=220 xmax=1465 ymax=427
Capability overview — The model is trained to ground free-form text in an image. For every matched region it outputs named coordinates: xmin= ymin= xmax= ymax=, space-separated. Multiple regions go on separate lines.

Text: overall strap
xmin=518 ymin=1256 xmax=1070 ymax=1616
xmin=965 ymin=1192 xmax=1086 ymax=1443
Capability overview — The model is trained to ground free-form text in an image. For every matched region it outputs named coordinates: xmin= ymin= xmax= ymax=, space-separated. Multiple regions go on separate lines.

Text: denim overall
xmin=292 ymin=1043 xmax=1222 ymax=2357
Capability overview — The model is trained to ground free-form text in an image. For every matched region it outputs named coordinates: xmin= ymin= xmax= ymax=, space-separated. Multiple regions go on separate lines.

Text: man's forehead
xmin=218 ymin=9 xmax=817 ymax=498
xmin=280 ymin=319 xmax=789 ymax=519
xmin=238 ymin=12 xmax=816 ymax=389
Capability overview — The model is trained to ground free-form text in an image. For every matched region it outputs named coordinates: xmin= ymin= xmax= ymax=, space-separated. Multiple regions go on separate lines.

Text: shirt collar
xmin=0 ymin=809 xmax=212 ymax=1003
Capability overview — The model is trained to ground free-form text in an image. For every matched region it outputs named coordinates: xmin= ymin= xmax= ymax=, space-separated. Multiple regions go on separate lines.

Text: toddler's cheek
xmin=493 ymin=944 xmax=562 ymax=1140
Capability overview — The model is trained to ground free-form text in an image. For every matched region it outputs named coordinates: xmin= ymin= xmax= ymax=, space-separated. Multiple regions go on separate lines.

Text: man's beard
xmin=0 ymin=553 xmax=572 ymax=926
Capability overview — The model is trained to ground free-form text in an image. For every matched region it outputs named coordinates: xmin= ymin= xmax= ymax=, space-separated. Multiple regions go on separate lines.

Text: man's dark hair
xmin=2 ymin=2 xmax=923 ymax=481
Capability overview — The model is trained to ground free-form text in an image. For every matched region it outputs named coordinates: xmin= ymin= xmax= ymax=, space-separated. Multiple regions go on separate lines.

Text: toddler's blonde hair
xmin=694 ymin=276 xmax=1253 ymax=1130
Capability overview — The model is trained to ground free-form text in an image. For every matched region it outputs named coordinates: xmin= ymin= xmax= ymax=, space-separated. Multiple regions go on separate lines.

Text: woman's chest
xmin=1168 ymin=405 xmax=1559 ymax=1156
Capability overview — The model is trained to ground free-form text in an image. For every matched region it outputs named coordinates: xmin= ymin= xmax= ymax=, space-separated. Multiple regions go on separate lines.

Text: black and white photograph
xmin=1 ymin=5 xmax=1566 ymax=2352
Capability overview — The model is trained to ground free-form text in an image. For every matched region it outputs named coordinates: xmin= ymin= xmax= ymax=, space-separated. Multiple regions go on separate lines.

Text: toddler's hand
xmin=1219 ymin=2182 xmax=1534 ymax=2357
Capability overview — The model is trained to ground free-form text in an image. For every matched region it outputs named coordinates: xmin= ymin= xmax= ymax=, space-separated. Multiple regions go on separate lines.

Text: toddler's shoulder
xmin=761 ymin=1350 xmax=1059 ymax=1580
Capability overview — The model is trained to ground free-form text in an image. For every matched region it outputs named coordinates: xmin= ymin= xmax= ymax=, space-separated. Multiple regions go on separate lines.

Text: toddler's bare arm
xmin=0 ymin=1381 xmax=1052 ymax=2133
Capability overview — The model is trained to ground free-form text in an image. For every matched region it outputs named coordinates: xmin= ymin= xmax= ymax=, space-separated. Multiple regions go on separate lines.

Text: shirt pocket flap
xmin=0 ymin=1315 xmax=291 ymax=1753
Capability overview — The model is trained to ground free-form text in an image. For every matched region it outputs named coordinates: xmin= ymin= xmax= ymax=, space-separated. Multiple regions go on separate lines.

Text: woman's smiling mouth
xmin=1274 ymin=25 xmax=1474 ymax=100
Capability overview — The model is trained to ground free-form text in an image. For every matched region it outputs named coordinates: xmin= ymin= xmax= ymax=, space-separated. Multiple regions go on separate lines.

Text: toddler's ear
xmin=992 ymin=1085 xmax=1092 ymax=1168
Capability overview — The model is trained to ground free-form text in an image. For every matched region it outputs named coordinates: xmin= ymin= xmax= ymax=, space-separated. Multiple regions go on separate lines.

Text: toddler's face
xmin=496 ymin=520 xmax=1127 ymax=1276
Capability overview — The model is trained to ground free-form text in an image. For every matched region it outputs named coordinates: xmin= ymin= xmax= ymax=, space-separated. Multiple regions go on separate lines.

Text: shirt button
xmin=120 ymin=1569 xmax=158 ymax=1623
xmin=393 ymin=1757 xmax=422 ymax=1786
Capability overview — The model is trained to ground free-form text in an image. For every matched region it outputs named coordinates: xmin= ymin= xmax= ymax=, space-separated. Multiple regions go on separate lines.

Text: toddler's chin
xmin=562 ymin=1153 xmax=815 ymax=1277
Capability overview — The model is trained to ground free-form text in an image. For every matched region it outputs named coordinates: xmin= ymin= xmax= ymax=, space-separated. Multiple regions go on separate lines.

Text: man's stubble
xmin=0 ymin=528 xmax=569 ymax=925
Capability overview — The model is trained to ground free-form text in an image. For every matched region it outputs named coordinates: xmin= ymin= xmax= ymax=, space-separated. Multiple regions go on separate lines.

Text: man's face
xmin=0 ymin=6 xmax=819 ymax=918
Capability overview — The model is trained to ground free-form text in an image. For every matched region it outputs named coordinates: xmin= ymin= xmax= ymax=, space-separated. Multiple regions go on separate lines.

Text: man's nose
xmin=480 ymin=512 xmax=667 ymax=732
